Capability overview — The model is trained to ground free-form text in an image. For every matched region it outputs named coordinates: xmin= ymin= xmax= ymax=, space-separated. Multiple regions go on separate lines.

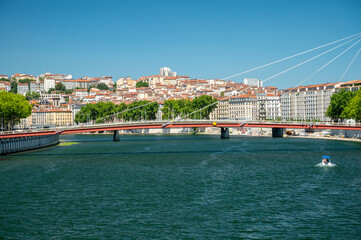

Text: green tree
xmin=11 ymin=81 xmax=18 ymax=93
xmin=0 ymin=78 xmax=10 ymax=82
xmin=342 ymin=90 xmax=361 ymax=121
xmin=162 ymin=96 xmax=218 ymax=120
xmin=136 ymin=81 xmax=149 ymax=88
xmin=0 ymin=91 xmax=32 ymax=130
xmin=55 ymin=82 xmax=66 ymax=91
xmin=97 ymin=83 xmax=109 ymax=90
xmin=48 ymin=88 xmax=56 ymax=94
xmin=25 ymin=91 xmax=41 ymax=100
xmin=326 ymin=89 xmax=355 ymax=121
xmin=74 ymin=101 xmax=159 ymax=124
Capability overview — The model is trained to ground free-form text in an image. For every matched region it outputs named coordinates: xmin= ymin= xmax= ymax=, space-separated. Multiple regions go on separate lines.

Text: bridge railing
xmin=3 ymin=119 xmax=361 ymax=135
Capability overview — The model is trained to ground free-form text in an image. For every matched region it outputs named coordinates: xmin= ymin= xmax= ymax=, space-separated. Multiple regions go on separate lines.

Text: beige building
xmin=210 ymin=99 xmax=229 ymax=121
xmin=30 ymin=109 xmax=73 ymax=127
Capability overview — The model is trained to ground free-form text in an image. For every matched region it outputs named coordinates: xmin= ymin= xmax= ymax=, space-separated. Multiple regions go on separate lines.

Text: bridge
xmin=2 ymin=120 xmax=361 ymax=139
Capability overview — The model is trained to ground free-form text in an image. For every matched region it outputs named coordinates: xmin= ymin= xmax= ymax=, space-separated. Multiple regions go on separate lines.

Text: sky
xmin=0 ymin=0 xmax=360 ymax=89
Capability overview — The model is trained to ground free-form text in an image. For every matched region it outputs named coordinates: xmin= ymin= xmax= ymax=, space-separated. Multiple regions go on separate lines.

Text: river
xmin=1 ymin=134 xmax=360 ymax=239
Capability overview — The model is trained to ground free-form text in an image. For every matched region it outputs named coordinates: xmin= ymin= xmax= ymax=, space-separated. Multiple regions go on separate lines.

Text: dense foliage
xmin=0 ymin=91 xmax=32 ymax=130
xmin=326 ymin=89 xmax=358 ymax=121
xmin=342 ymin=90 xmax=361 ymax=121
xmin=74 ymin=101 xmax=159 ymax=124
xmin=136 ymin=81 xmax=149 ymax=88
xmin=55 ymin=82 xmax=66 ymax=91
xmin=25 ymin=91 xmax=41 ymax=100
xmin=96 ymin=83 xmax=109 ymax=90
xmin=162 ymin=95 xmax=218 ymax=120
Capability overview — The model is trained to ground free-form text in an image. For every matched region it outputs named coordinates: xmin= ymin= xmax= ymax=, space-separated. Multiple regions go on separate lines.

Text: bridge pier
xmin=113 ymin=130 xmax=120 ymax=141
xmin=272 ymin=128 xmax=284 ymax=138
xmin=221 ymin=127 xmax=229 ymax=139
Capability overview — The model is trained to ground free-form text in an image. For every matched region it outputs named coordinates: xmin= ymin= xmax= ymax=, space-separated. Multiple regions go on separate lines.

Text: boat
xmin=321 ymin=155 xmax=331 ymax=165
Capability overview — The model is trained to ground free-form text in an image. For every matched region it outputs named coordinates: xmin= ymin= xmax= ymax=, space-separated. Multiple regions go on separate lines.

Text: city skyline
xmin=1 ymin=0 xmax=361 ymax=89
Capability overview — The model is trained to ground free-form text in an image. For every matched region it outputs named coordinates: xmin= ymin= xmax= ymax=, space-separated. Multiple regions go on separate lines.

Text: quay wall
xmin=331 ymin=129 xmax=361 ymax=139
xmin=0 ymin=134 xmax=59 ymax=155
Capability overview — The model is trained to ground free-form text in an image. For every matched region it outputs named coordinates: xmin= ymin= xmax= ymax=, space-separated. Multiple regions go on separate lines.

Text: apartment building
xmin=17 ymin=83 xmax=29 ymax=95
xmin=30 ymin=109 xmax=73 ymax=126
xmin=281 ymin=83 xmax=341 ymax=121
xmin=210 ymin=99 xmax=229 ymax=121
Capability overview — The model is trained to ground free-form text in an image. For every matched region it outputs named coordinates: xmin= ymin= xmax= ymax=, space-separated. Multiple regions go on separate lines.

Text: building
xmin=11 ymin=73 xmax=36 ymax=82
xmin=229 ymin=94 xmax=258 ymax=121
xmin=281 ymin=82 xmax=341 ymax=122
xmin=0 ymin=74 xmax=9 ymax=80
xmin=30 ymin=109 xmax=73 ymax=127
xmin=39 ymin=73 xmax=72 ymax=80
xmin=30 ymin=81 xmax=44 ymax=92
xmin=210 ymin=99 xmax=229 ymax=121
xmin=160 ymin=67 xmax=177 ymax=77
xmin=244 ymin=78 xmax=262 ymax=87
xmin=0 ymin=81 xmax=11 ymax=92
xmin=44 ymin=78 xmax=55 ymax=92
xmin=17 ymin=83 xmax=29 ymax=95
xmin=336 ymin=79 xmax=361 ymax=92
xmin=265 ymin=94 xmax=281 ymax=120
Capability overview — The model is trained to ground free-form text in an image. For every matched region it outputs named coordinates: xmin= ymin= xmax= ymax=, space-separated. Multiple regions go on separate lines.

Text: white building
xmin=44 ymin=78 xmax=55 ymax=92
xmin=17 ymin=83 xmax=29 ymax=95
xmin=281 ymin=82 xmax=341 ymax=122
xmin=265 ymin=94 xmax=281 ymax=120
xmin=160 ymin=67 xmax=177 ymax=77
xmin=244 ymin=78 xmax=262 ymax=87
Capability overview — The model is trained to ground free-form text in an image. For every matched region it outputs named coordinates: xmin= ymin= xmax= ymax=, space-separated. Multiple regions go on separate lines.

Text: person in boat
xmin=322 ymin=155 xmax=330 ymax=164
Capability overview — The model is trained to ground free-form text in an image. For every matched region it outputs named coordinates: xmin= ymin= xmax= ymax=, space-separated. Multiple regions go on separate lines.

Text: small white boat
xmin=316 ymin=155 xmax=336 ymax=167
xmin=321 ymin=155 xmax=331 ymax=165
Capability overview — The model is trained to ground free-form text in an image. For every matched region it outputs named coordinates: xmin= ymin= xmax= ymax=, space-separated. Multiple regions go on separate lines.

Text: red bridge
xmin=1 ymin=121 xmax=361 ymax=140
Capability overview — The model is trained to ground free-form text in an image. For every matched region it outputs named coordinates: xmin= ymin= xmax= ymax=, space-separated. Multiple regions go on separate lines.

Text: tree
xmin=0 ymin=91 xmax=32 ymax=130
xmin=97 ymin=83 xmax=109 ymax=90
xmin=11 ymin=81 xmax=18 ymax=93
xmin=0 ymin=78 xmax=10 ymax=82
xmin=74 ymin=101 xmax=159 ymax=124
xmin=48 ymin=88 xmax=56 ymax=94
xmin=136 ymin=81 xmax=149 ymax=88
xmin=25 ymin=91 xmax=41 ymax=100
xmin=342 ymin=90 xmax=361 ymax=121
xmin=161 ymin=95 xmax=218 ymax=120
xmin=326 ymin=89 xmax=355 ymax=121
xmin=55 ymin=82 xmax=66 ymax=91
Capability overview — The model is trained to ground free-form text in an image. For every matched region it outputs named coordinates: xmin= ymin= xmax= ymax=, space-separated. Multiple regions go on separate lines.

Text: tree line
xmin=74 ymin=95 xmax=218 ymax=124
xmin=161 ymin=95 xmax=218 ymax=120
xmin=326 ymin=89 xmax=361 ymax=121
xmin=74 ymin=101 xmax=159 ymax=124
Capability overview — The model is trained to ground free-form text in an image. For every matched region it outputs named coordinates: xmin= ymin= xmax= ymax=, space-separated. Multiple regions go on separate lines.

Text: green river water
xmin=0 ymin=134 xmax=360 ymax=239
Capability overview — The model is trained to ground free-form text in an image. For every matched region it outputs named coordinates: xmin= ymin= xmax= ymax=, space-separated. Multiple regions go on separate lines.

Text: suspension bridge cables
xmin=176 ymin=34 xmax=361 ymax=122
xmin=261 ymin=35 xmax=361 ymax=83
xmin=283 ymin=38 xmax=361 ymax=95
xmin=338 ymin=46 xmax=361 ymax=83
xmin=221 ymin=32 xmax=361 ymax=81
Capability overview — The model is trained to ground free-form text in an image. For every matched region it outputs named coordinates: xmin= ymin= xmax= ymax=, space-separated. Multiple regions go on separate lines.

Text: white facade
xmin=244 ymin=78 xmax=262 ymax=87
xmin=17 ymin=83 xmax=29 ymax=95
xmin=281 ymin=83 xmax=341 ymax=121
xmin=44 ymin=78 xmax=55 ymax=92
xmin=160 ymin=67 xmax=177 ymax=77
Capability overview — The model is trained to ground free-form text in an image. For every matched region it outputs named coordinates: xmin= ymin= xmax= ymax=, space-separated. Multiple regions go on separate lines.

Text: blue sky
xmin=0 ymin=0 xmax=360 ymax=89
